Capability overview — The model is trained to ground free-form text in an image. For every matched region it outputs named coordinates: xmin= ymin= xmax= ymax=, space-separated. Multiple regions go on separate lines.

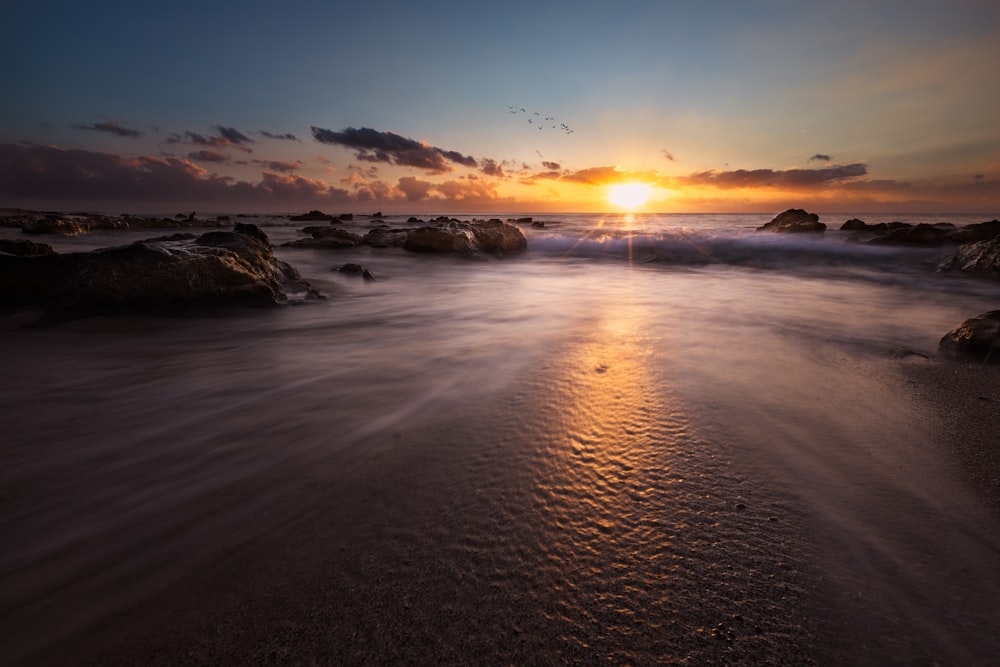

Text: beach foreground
xmin=1 ymin=213 xmax=998 ymax=665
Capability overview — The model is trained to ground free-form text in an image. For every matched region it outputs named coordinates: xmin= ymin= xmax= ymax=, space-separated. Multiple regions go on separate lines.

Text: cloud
xmin=559 ymin=166 xmax=661 ymax=186
xmin=809 ymin=153 xmax=832 ymax=162
xmin=480 ymin=158 xmax=505 ymax=178
xmin=165 ymin=130 xmax=254 ymax=153
xmin=188 ymin=150 xmax=230 ymax=163
xmin=541 ymin=161 xmax=561 ymax=171
xmin=0 ymin=142 xmax=354 ymax=207
xmin=215 ymin=125 xmax=255 ymax=145
xmin=72 ymin=120 xmax=142 ymax=138
xmin=311 ymin=126 xmax=477 ymax=173
xmin=251 ymin=159 xmax=302 ymax=173
xmin=397 ymin=176 xmax=435 ymax=201
xmin=661 ymin=149 xmax=676 ymax=162
xmin=675 ymin=164 xmax=868 ymax=189
xmin=394 ymin=176 xmax=502 ymax=204
xmin=260 ymin=131 xmax=299 ymax=141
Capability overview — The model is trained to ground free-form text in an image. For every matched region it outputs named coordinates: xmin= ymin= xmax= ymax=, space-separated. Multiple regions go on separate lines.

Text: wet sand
xmin=4 ymin=316 xmax=997 ymax=666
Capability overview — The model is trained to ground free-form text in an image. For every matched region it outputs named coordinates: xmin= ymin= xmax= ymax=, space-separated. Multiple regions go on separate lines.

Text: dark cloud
xmin=480 ymin=158 xmax=505 ymax=178
xmin=676 ymin=164 xmax=868 ymax=189
xmin=542 ymin=161 xmax=561 ymax=171
xmin=0 ymin=142 xmax=353 ymax=207
xmin=394 ymin=176 xmax=502 ymax=204
xmin=809 ymin=153 xmax=833 ymax=162
xmin=165 ymin=130 xmax=253 ymax=153
xmin=260 ymin=131 xmax=299 ymax=141
xmin=397 ymin=176 xmax=434 ymax=201
xmin=311 ymin=126 xmax=477 ymax=173
xmin=72 ymin=120 xmax=142 ymax=138
xmin=188 ymin=150 xmax=230 ymax=163
xmin=661 ymin=149 xmax=676 ymax=162
xmin=215 ymin=125 xmax=255 ymax=145
xmin=251 ymin=159 xmax=302 ymax=173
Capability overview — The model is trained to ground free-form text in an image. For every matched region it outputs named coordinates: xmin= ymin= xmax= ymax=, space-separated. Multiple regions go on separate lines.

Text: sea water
xmin=1 ymin=212 xmax=998 ymax=664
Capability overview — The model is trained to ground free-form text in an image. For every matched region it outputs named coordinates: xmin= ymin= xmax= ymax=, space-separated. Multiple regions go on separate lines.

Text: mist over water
xmin=2 ymin=213 xmax=998 ymax=664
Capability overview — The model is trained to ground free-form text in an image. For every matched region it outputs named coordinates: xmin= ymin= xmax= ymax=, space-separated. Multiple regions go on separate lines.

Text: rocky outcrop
xmin=939 ymin=311 xmax=1000 ymax=363
xmin=867 ymin=223 xmax=950 ymax=246
xmin=288 ymin=210 xmax=347 ymax=222
xmin=0 ymin=239 xmax=54 ymax=256
xmin=0 ymin=223 xmax=321 ymax=317
xmin=757 ymin=209 xmax=826 ymax=233
xmin=947 ymin=219 xmax=1000 ymax=243
xmin=403 ymin=219 xmax=527 ymax=257
xmin=22 ymin=217 xmax=89 ymax=236
xmin=363 ymin=227 xmax=410 ymax=248
xmin=282 ymin=227 xmax=363 ymax=249
xmin=337 ymin=263 xmax=376 ymax=281
xmin=937 ymin=237 xmax=1000 ymax=276
xmin=841 ymin=218 xmax=1000 ymax=246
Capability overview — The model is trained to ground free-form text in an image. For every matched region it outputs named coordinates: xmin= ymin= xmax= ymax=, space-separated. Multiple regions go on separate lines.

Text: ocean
xmin=2 ymin=212 xmax=999 ymax=664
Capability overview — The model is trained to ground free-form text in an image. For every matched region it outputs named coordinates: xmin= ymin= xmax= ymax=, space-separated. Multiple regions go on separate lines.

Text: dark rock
xmin=937 ymin=237 xmax=1000 ymax=276
xmin=0 ymin=223 xmax=321 ymax=317
xmin=283 ymin=227 xmax=363 ymax=249
xmin=338 ymin=213 xmax=353 ymax=221
xmin=515 ymin=217 xmax=533 ymax=224
xmin=289 ymin=210 xmax=336 ymax=222
xmin=868 ymin=223 xmax=949 ymax=246
xmin=757 ymin=209 xmax=826 ymax=233
xmin=947 ymin=219 xmax=1000 ymax=243
xmin=22 ymin=217 xmax=89 ymax=236
xmin=0 ymin=239 xmax=55 ymax=256
xmin=840 ymin=218 xmax=868 ymax=231
xmin=407 ymin=217 xmax=424 ymax=223
xmin=403 ymin=219 xmax=527 ymax=258
xmin=362 ymin=227 xmax=410 ymax=248
xmin=216 ymin=215 xmax=231 ymax=222
xmin=337 ymin=263 xmax=376 ymax=281
xmin=531 ymin=221 xmax=546 ymax=228
xmin=939 ymin=311 xmax=1000 ymax=363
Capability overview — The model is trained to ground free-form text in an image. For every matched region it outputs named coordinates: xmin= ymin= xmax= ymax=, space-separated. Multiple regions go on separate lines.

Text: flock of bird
xmin=507 ymin=107 xmax=574 ymax=134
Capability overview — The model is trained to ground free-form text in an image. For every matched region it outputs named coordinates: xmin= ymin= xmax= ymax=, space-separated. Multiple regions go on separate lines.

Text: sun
xmin=607 ymin=183 xmax=653 ymax=210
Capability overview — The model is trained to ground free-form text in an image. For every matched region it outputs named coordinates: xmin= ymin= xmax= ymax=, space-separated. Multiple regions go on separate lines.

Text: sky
xmin=2 ymin=0 xmax=999 ymax=215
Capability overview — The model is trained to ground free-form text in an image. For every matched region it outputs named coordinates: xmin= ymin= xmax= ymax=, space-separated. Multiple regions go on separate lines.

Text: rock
xmin=840 ymin=218 xmax=868 ymax=231
xmin=362 ymin=227 xmax=410 ymax=248
xmin=22 ymin=217 xmax=89 ymax=236
xmin=947 ymin=219 xmax=1000 ymax=243
xmin=0 ymin=239 xmax=55 ymax=256
xmin=403 ymin=219 xmax=527 ymax=258
xmin=337 ymin=263 xmax=376 ymax=281
xmin=531 ymin=221 xmax=546 ymax=228
xmin=0 ymin=223 xmax=321 ymax=317
xmin=937 ymin=237 xmax=1000 ymax=276
xmin=868 ymin=223 xmax=949 ymax=246
xmin=289 ymin=210 xmax=337 ymax=222
xmin=757 ymin=209 xmax=826 ymax=233
xmin=939 ymin=311 xmax=1000 ymax=363
xmin=283 ymin=227 xmax=363 ymax=249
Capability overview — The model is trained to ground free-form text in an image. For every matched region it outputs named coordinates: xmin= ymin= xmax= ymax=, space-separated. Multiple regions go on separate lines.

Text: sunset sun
xmin=607 ymin=183 xmax=653 ymax=210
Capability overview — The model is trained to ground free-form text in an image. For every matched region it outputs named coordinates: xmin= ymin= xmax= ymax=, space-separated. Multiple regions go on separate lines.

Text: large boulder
xmin=283 ymin=227 xmax=363 ymax=249
xmin=939 ymin=311 xmax=1000 ymax=363
xmin=362 ymin=227 xmax=410 ymax=248
xmin=403 ymin=219 xmax=527 ymax=257
xmin=0 ymin=239 xmax=54 ymax=256
xmin=946 ymin=219 xmax=1000 ymax=243
xmin=867 ymin=223 xmax=950 ymax=246
xmin=937 ymin=237 xmax=1000 ymax=276
xmin=0 ymin=223 xmax=321 ymax=317
xmin=757 ymin=209 xmax=826 ymax=233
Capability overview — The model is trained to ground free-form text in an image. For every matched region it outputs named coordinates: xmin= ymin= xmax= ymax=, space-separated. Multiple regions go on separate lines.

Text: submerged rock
xmin=283 ymin=227 xmax=363 ymax=249
xmin=757 ymin=209 xmax=826 ymax=233
xmin=403 ymin=218 xmax=527 ymax=257
xmin=337 ymin=263 xmax=376 ymax=281
xmin=289 ymin=210 xmax=337 ymax=222
xmin=867 ymin=223 xmax=949 ymax=246
xmin=0 ymin=223 xmax=322 ymax=317
xmin=939 ymin=311 xmax=1000 ymax=363
xmin=937 ymin=237 xmax=1000 ymax=277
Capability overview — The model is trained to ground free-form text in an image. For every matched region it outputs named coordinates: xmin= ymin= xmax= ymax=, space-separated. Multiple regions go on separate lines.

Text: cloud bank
xmin=312 ymin=126 xmax=477 ymax=173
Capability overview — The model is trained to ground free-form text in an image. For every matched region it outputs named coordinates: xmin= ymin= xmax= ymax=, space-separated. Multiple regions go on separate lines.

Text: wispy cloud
xmin=674 ymin=164 xmax=868 ymax=189
xmin=72 ymin=119 xmax=142 ymax=138
xmin=260 ymin=130 xmax=299 ymax=141
xmin=311 ymin=126 xmax=478 ymax=173
xmin=661 ymin=149 xmax=677 ymax=162
xmin=188 ymin=150 xmax=230 ymax=163
xmin=215 ymin=125 xmax=255 ymax=145
xmin=809 ymin=153 xmax=832 ymax=162
xmin=251 ymin=159 xmax=303 ymax=173
xmin=165 ymin=128 xmax=254 ymax=153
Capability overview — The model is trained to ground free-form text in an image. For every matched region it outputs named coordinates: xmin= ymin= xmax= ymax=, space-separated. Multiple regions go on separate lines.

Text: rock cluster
xmin=757 ymin=209 xmax=827 ymax=233
xmin=842 ymin=218 xmax=1000 ymax=246
xmin=937 ymin=237 xmax=1000 ymax=276
xmin=0 ymin=223 xmax=321 ymax=318
xmin=939 ymin=311 xmax=1000 ymax=364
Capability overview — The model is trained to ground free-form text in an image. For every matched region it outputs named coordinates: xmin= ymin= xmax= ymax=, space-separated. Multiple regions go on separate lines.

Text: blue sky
xmin=2 ymin=0 xmax=999 ymax=213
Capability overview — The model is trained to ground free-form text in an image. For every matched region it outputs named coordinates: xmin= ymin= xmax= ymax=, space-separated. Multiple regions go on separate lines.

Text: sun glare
xmin=607 ymin=183 xmax=652 ymax=210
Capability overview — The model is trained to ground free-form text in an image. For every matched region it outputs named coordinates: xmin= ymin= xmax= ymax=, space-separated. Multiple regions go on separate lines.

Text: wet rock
xmin=0 ymin=239 xmax=55 ymax=256
xmin=289 ymin=210 xmax=337 ymax=222
xmin=937 ymin=237 xmax=1000 ymax=277
xmin=939 ymin=311 xmax=1000 ymax=363
xmin=403 ymin=219 xmax=527 ymax=258
xmin=337 ymin=263 xmax=376 ymax=281
xmin=0 ymin=223 xmax=321 ymax=317
xmin=22 ymin=217 xmax=89 ymax=236
xmin=283 ymin=227 xmax=363 ymax=249
xmin=362 ymin=227 xmax=410 ymax=248
xmin=868 ymin=223 xmax=949 ymax=246
xmin=840 ymin=218 xmax=868 ymax=231
xmin=947 ymin=219 xmax=1000 ymax=243
xmin=757 ymin=209 xmax=826 ymax=233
